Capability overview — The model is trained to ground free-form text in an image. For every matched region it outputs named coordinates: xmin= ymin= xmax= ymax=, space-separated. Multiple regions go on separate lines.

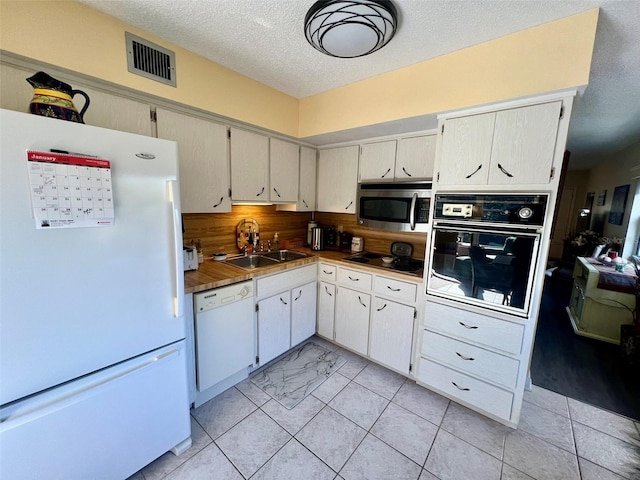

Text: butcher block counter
xmin=184 ymin=248 xmax=423 ymax=294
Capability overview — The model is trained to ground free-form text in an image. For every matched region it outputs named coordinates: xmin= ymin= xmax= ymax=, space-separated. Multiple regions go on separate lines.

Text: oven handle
xmin=433 ymin=220 xmax=542 ymax=235
xmin=409 ymin=192 xmax=418 ymax=231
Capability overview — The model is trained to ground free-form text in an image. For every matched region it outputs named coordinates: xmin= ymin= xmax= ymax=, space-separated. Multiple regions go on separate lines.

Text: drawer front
xmin=425 ymin=302 xmax=524 ymax=355
xmin=421 ymin=331 xmax=519 ymax=389
xmin=417 ymin=358 xmax=513 ymax=421
xmin=256 ymin=264 xmax=316 ymax=298
xmin=337 ymin=267 xmax=373 ymax=291
xmin=374 ymin=275 xmax=417 ymax=303
xmin=318 ymin=262 xmax=337 ymax=282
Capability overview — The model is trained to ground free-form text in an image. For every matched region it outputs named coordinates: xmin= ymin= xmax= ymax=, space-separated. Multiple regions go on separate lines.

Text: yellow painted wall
xmin=0 ymin=0 xmax=300 ymax=136
xmin=299 ymin=9 xmax=599 ymax=137
xmin=1 ymin=1 xmax=597 ymax=139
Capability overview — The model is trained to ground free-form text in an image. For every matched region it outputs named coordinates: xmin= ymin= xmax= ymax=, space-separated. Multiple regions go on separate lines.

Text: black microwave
xmin=356 ymin=182 xmax=432 ymax=232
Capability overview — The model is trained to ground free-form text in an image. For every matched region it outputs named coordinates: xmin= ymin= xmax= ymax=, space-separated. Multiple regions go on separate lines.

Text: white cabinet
xmin=369 ymin=298 xmax=414 ymax=374
xmin=395 ymin=134 xmax=437 ymax=180
xmin=335 ymin=287 xmax=371 ymax=356
xmin=269 ymin=138 xmax=299 ymax=203
xmin=437 ymin=101 xmax=562 ymax=186
xmin=258 ymin=291 xmax=291 ymax=365
xmin=156 ymin=108 xmax=230 ymax=213
xmin=230 ymin=127 xmax=269 ymax=201
xmin=359 ymin=140 xmax=397 ymax=182
xmin=277 ymin=146 xmax=316 ymax=212
xmin=317 ymin=145 xmax=359 ymax=213
xmin=317 ymin=281 xmax=336 ymax=339
xmin=291 ymin=281 xmax=317 ymax=346
xmin=255 ymin=265 xmax=317 ymax=366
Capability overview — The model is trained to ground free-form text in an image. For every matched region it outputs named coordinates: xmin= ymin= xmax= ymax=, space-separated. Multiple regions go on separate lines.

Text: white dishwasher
xmin=194 ymin=281 xmax=254 ymax=406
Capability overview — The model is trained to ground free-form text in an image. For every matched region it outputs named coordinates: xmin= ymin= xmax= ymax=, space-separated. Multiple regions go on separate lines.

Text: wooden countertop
xmin=184 ymin=248 xmax=423 ymax=294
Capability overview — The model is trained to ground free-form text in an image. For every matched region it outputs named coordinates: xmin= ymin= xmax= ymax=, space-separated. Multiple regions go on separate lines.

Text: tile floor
xmin=131 ymin=337 xmax=640 ymax=480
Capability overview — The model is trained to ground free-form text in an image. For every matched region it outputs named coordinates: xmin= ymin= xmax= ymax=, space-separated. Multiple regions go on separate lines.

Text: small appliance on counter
xmin=311 ymin=226 xmax=324 ymax=251
xmin=325 ymin=225 xmax=337 ymax=250
xmin=183 ymin=245 xmax=198 ymax=271
xmin=307 ymin=220 xmax=318 ymax=246
xmin=339 ymin=231 xmax=353 ymax=252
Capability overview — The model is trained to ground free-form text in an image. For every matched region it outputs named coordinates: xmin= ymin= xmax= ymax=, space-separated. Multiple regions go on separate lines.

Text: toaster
xmin=183 ymin=245 xmax=198 ymax=271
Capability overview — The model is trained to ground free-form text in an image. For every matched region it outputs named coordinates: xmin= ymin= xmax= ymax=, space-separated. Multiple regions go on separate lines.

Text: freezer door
xmin=0 ymin=340 xmax=191 ymax=480
xmin=0 ymin=110 xmax=185 ymax=405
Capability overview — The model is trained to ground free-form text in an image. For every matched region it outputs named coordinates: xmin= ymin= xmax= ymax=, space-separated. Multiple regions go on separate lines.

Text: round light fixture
xmin=304 ymin=0 xmax=398 ymax=58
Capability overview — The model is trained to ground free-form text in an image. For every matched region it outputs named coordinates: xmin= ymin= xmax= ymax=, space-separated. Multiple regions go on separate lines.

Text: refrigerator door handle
xmin=168 ymin=180 xmax=184 ymax=318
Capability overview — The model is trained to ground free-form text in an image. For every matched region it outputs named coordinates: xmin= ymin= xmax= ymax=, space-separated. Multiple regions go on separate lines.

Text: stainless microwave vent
xmin=125 ymin=32 xmax=176 ymax=87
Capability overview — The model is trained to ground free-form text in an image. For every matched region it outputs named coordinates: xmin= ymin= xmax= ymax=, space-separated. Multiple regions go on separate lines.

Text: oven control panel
xmin=442 ymin=203 xmax=473 ymax=218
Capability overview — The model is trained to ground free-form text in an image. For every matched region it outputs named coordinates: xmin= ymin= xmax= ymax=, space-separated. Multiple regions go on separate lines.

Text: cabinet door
xmin=317 ymin=146 xmax=359 ymax=213
xmin=299 ymin=146 xmax=317 ymax=211
xmin=230 ymin=128 xmax=269 ymax=201
xmin=437 ymin=112 xmax=495 ymax=186
xmin=335 ymin=287 xmax=370 ymax=355
xmin=270 ymin=138 xmax=299 ymax=202
xmin=156 ymin=108 xmax=230 ymax=213
xmin=395 ymin=134 xmax=436 ymax=180
xmin=369 ymin=298 xmax=414 ymax=374
xmin=359 ymin=140 xmax=396 ymax=182
xmin=258 ymin=291 xmax=291 ymax=365
xmin=291 ymin=281 xmax=317 ymax=346
xmin=317 ymin=282 xmax=336 ymax=339
xmin=487 ymin=102 xmax=562 ymax=185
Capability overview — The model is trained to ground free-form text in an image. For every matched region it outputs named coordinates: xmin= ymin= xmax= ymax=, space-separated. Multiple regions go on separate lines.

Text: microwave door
xmin=409 ymin=193 xmax=418 ymax=231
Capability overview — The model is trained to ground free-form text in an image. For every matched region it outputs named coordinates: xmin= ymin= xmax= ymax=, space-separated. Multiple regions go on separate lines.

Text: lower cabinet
xmin=369 ymin=298 xmax=415 ymax=374
xmin=317 ymin=281 xmax=336 ymax=339
xmin=255 ymin=265 xmax=317 ymax=366
xmin=335 ymin=287 xmax=371 ymax=356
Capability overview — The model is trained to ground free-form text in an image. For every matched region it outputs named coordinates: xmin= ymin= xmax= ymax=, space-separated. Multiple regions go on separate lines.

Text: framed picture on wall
xmin=608 ymin=184 xmax=630 ymax=225
xmin=597 ymin=190 xmax=607 ymax=206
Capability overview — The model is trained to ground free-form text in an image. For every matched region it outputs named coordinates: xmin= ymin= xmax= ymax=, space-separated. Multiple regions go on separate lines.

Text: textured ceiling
xmin=78 ymin=0 xmax=640 ymax=169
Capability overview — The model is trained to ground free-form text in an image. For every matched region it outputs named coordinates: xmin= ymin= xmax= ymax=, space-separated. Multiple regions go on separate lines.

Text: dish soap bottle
xmin=273 ymin=232 xmax=280 ymax=251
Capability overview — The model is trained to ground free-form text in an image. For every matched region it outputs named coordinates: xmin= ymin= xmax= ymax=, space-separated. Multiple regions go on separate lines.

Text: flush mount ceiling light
xmin=304 ymin=0 xmax=398 ymax=58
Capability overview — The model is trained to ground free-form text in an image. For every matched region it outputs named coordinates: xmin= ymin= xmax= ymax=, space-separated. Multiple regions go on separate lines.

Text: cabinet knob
xmin=497 ymin=163 xmax=514 ymax=178
xmin=324 ymin=286 xmax=332 ymax=296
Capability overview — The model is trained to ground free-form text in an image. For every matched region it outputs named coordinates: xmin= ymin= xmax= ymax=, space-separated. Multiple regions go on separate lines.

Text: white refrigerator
xmin=0 ymin=109 xmax=191 ymax=479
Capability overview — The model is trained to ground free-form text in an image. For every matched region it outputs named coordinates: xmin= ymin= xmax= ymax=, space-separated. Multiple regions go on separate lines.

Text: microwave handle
xmin=409 ymin=193 xmax=418 ymax=231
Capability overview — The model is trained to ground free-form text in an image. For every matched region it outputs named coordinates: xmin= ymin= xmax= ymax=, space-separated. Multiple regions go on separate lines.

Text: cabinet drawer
xmin=421 ymin=331 xmax=519 ymax=389
xmin=256 ymin=264 xmax=316 ymax=298
xmin=318 ymin=263 xmax=337 ymax=282
xmin=374 ymin=275 xmax=417 ymax=303
xmin=337 ymin=267 xmax=372 ymax=291
xmin=417 ymin=358 xmax=513 ymax=421
xmin=424 ymin=302 xmax=524 ymax=355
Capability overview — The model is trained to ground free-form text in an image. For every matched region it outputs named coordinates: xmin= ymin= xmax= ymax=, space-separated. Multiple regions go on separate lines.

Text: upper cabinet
xmin=395 ymin=134 xmax=437 ymax=181
xmin=359 ymin=134 xmax=437 ymax=182
xmin=317 ymin=145 xmax=359 ymax=214
xmin=269 ymin=138 xmax=299 ymax=203
xmin=230 ymin=127 xmax=269 ymax=201
xmin=278 ymin=145 xmax=317 ymax=212
xmin=436 ymin=101 xmax=563 ymax=187
xmin=156 ymin=108 xmax=230 ymax=213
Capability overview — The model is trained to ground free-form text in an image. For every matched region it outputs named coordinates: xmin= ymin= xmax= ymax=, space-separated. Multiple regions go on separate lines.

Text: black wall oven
xmin=426 ymin=193 xmax=548 ymax=317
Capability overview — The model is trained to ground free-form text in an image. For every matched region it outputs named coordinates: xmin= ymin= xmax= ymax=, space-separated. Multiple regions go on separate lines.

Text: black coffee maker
xmin=325 ymin=226 xmax=337 ymax=250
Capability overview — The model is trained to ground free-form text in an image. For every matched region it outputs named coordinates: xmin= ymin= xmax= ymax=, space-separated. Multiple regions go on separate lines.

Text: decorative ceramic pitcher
xmin=26 ymin=71 xmax=90 ymax=123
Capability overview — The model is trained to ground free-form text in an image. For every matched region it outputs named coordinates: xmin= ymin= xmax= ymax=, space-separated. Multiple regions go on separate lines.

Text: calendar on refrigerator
xmin=27 ymin=150 xmax=115 ymax=229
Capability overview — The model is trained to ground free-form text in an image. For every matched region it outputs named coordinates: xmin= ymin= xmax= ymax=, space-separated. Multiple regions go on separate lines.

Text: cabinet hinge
xmin=409 ymin=363 xmax=413 ymax=373
xmin=227 ymin=129 xmax=231 ymax=139
xmin=436 ymin=172 xmax=440 ymax=182
xmin=559 ymin=106 xmax=564 ymax=119
xmin=149 ymin=108 xmax=157 ymax=123
xmin=256 ymin=355 xmax=259 ymax=364
xmin=441 ymin=124 xmax=444 ymax=134
xmin=255 ymin=304 xmax=259 ymax=312
xmin=229 ymin=188 xmax=232 ymax=198
xmin=413 ymin=309 xmax=417 ymax=319
xmin=550 ymin=166 xmax=556 ymax=180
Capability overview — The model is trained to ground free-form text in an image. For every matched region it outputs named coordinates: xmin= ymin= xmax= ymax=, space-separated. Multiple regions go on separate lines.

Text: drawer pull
xmin=455 ymin=352 xmax=474 ymax=361
xmin=381 ymin=167 xmax=391 ymax=178
xmin=459 ymin=322 xmax=478 ymax=330
xmin=386 ymin=286 xmax=401 ymax=292
xmin=280 ymin=297 xmax=288 ymax=305
xmin=322 ymin=269 xmax=333 ymax=275
xmin=324 ymin=286 xmax=333 ymax=297
xmin=345 ymin=201 xmax=353 ymax=210
xmin=256 ymin=186 xmax=265 ymax=197
xmin=348 ymin=276 xmax=359 ymax=282
xmin=451 ymin=381 xmax=470 ymax=391
xmin=358 ymin=296 xmax=367 ymax=308
xmin=294 ymin=290 xmax=302 ymax=301
xmin=376 ymin=303 xmax=387 ymax=312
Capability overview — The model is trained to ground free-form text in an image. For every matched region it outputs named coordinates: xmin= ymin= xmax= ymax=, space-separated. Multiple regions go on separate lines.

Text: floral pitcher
xmin=26 ymin=71 xmax=90 ymax=123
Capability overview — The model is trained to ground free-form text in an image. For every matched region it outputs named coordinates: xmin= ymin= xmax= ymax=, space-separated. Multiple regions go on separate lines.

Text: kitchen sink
xmin=262 ymin=250 xmax=310 ymax=262
xmin=225 ymin=255 xmax=279 ymax=269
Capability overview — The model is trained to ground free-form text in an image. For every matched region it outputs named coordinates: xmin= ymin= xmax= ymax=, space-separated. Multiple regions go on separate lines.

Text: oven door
xmin=426 ymin=224 xmax=541 ymax=317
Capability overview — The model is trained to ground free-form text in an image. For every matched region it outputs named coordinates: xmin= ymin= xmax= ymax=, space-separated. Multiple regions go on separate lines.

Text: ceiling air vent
xmin=125 ymin=32 xmax=176 ymax=87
